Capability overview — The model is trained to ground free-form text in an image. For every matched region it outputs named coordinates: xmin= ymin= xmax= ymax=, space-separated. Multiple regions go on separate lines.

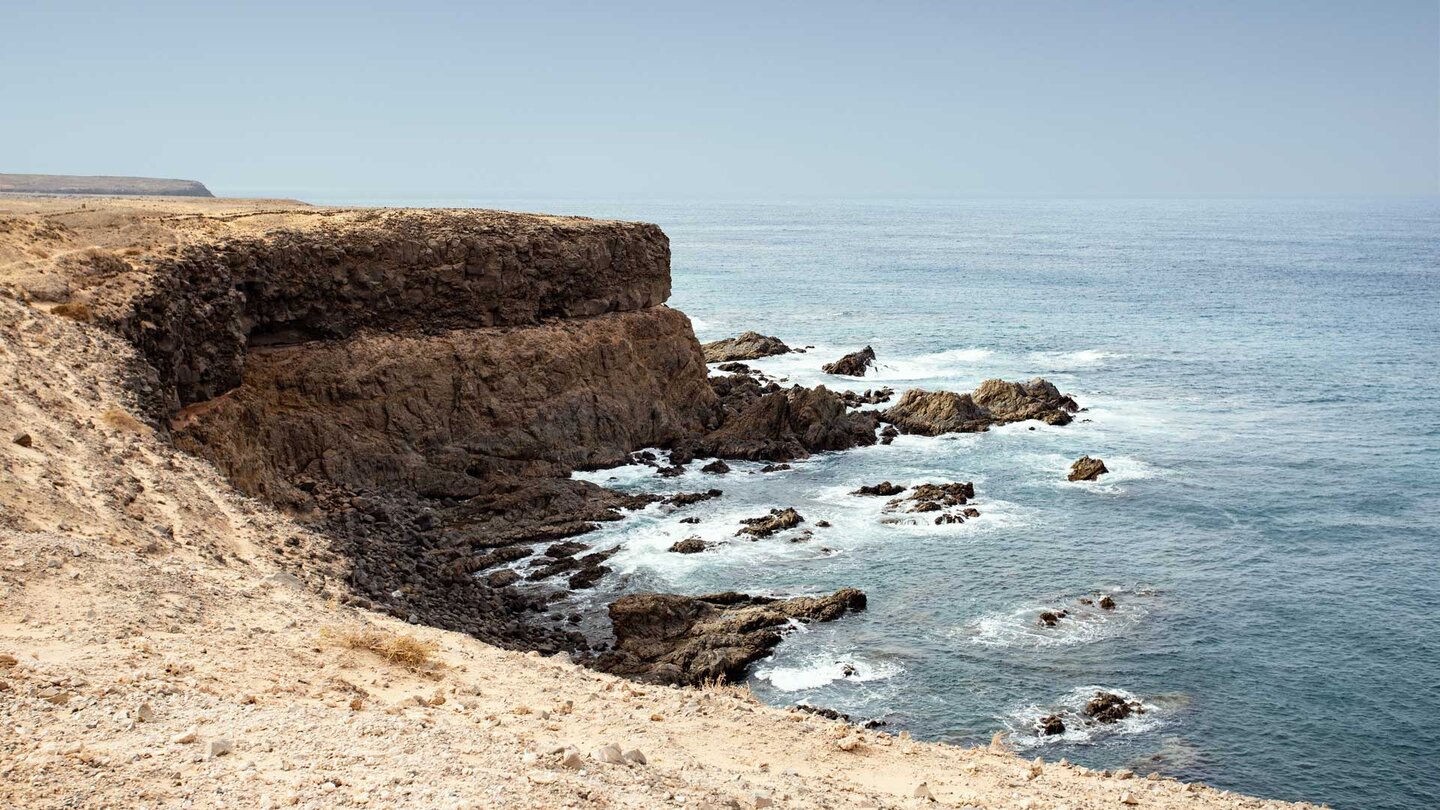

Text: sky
xmin=2 ymin=1 xmax=1436 ymax=198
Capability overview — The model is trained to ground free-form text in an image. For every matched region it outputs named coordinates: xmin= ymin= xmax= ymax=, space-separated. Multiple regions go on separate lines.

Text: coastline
xmin=0 ymin=194 xmax=1322 ymax=808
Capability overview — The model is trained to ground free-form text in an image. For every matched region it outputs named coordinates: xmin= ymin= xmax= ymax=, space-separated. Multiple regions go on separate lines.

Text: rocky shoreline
xmin=1 ymin=196 xmax=1103 ymax=690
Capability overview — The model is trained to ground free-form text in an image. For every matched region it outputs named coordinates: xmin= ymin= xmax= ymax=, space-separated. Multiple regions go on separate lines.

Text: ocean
xmin=320 ymin=195 xmax=1440 ymax=810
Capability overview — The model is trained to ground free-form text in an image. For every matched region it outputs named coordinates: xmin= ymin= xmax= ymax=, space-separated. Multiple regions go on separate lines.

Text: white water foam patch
xmin=1026 ymin=349 xmax=1125 ymax=371
xmin=863 ymin=347 xmax=995 ymax=383
xmin=959 ymin=590 xmax=1147 ymax=649
xmin=752 ymin=648 xmax=902 ymax=693
xmin=1002 ymin=685 xmax=1167 ymax=750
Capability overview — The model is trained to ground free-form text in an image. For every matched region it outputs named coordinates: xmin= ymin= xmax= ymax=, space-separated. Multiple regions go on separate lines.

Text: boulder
xmin=1039 ymin=714 xmax=1066 ymax=736
xmin=1099 ymin=595 xmax=1117 ymax=610
xmin=1068 ymin=456 xmax=1109 ymax=481
xmin=839 ymin=388 xmax=894 ymax=407
xmin=737 ymin=507 xmax=804 ymax=538
xmin=594 ymin=589 xmax=867 ymax=685
xmin=822 ymin=346 xmax=876 ymax=377
xmin=702 ymin=332 xmax=791 ymax=363
xmin=700 ymin=459 xmax=731 ymax=475
xmin=663 ymin=489 xmax=723 ymax=508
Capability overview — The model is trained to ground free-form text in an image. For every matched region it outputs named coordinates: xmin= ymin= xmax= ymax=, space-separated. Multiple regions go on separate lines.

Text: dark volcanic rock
xmin=821 ymin=346 xmax=876 ymax=377
xmin=1085 ymin=692 xmax=1144 ymax=724
xmin=852 ymin=481 xmax=905 ymax=497
xmin=668 ymin=537 xmax=708 ymax=554
xmin=1099 ymin=595 xmax=1117 ymax=610
xmin=662 ymin=489 xmax=722 ymax=508
xmin=700 ymin=459 xmax=731 ymax=475
xmin=759 ymin=463 xmax=791 ymax=473
xmin=694 ymin=385 xmax=877 ymax=462
xmin=737 ymin=507 xmax=805 ymax=538
xmin=880 ymin=378 xmax=1078 ymax=436
xmin=1068 ymin=456 xmax=1109 ymax=482
xmin=12 ymin=433 xmax=32 ymax=448
xmin=701 ymin=332 xmax=791 ymax=363
xmin=839 ymin=387 xmax=894 ymax=407
xmin=593 ymin=589 xmax=867 ymax=685
xmin=1039 ymin=714 xmax=1067 ymax=736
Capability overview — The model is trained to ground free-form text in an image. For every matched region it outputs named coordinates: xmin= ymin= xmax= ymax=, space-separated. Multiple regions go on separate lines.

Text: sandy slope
xmin=0 ymin=204 xmax=1320 ymax=809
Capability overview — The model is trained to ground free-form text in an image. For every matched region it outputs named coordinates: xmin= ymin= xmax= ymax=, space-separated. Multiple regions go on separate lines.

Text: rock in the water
xmin=702 ymin=332 xmax=791 ymax=363
xmin=663 ymin=489 xmax=723 ymax=508
xmin=486 ymin=570 xmax=521 ymax=588
xmin=595 ymin=588 xmax=867 ymax=685
xmin=879 ymin=424 xmax=899 ymax=445
xmin=1085 ymin=691 xmax=1143 ymax=723
xmin=886 ymin=482 xmax=974 ymax=512
xmin=1099 ymin=595 xmax=1117 ymax=610
xmin=1038 ymin=611 xmax=1061 ymax=627
xmin=881 ymin=378 xmax=1078 ymax=435
xmin=668 ymin=537 xmax=707 ymax=554
xmin=822 ymin=346 xmax=876 ymax=377
xmin=737 ymin=507 xmax=804 ymax=538
xmin=695 ymin=384 xmax=877 ymax=462
xmin=1039 ymin=714 xmax=1066 ymax=735
xmin=1068 ymin=456 xmax=1109 ymax=481
xmin=700 ymin=459 xmax=731 ymax=475
xmin=839 ymin=387 xmax=894 ymax=407
xmin=971 ymin=378 xmax=1078 ymax=425
xmin=852 ymin=481 xmax=905 ymax=497
xmin=759 ymin=463 xmax=792 ymax=473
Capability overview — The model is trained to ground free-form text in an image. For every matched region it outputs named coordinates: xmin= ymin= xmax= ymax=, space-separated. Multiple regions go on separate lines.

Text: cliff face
xmin=174 ymin=306 xmax=717 ymax=504
xmin=0 ymin=198 xmax=722 ymax=648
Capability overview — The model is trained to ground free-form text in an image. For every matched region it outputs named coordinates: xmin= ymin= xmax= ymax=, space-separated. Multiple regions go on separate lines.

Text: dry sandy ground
xmin=0 ymin=196 xmax=1322 ymax=809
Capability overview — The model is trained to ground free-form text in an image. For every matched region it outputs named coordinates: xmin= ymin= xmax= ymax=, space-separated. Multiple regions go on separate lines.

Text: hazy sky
xmin=4 ymin=1 xmax=1436 ymax=197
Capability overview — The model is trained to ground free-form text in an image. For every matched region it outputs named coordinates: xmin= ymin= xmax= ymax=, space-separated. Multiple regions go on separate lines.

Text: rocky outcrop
xmin=972 ymin=379 xmax=1078 ymax=425
xmin=736 ymin=507 xmax=805 ymax=538
xmin=839 ymin=387 xmax=894 ymax=407
xmin=1068 ymin=456 xmax=1109 ymax=481
xmin=594 ymin=589 xmax=867 ymax=685
xmin=882 ymin=482 xmax=979 ymax=525
xmin=693 ymin=384 xmax=877 ymax=461
xmin=701 ymin=331 xmax=790 ymax=363
xmin=880 ymin=378 xmax=1077 ymax=435
xmin=822 ymin=346 xmax=876 ymax=377
xmin=668 ymin=537 xmax=708 ymax=554
xmin=1085 ymin=692 xmax=1144 ymax=724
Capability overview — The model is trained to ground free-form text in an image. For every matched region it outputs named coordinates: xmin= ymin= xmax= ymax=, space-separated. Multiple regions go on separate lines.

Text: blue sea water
xmin=330 ymin=196 xmax=1440 ymax=810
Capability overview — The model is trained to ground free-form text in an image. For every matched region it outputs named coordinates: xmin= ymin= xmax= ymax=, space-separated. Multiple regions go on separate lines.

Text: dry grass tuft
xmin=50 ymin=302 xmax=92 ymax=322
xmin=322 ymin=625 xmax=439 ymax=670
xmin=699 ymin=674 xmax=757 ymax=702
xmin=101 ymin=408 xmax=146 ymax=433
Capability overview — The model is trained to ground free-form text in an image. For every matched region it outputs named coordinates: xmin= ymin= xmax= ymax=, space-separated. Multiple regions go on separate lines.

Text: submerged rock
xmin=1068 ymin=456 xmax=1109 ymax=481
xmin=594 ymin=589 xmax=867 ymax=685
xmin=822 ymin=346 xmax=876 ymax=377
xmin=881 ymin=378 xmax=1078 ymax=436
xmin=737 ymin=507 xmax=805 ymax=538
xmin=702 ymin=332 xmax=791 ymax=362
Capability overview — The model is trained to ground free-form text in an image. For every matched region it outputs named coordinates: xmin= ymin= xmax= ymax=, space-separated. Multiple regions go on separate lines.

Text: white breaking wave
xmin=753 ymin=650 xmax=902 ymax=692
xmin=959 ymin=590 xmax=1145 ymax=649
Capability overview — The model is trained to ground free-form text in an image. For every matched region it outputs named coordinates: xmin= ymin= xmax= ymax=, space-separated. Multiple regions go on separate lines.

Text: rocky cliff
xmin=0 ymin=173 xmax=213 ymax=197
xmin=0 ymin=198 xmax=722 ymax=650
